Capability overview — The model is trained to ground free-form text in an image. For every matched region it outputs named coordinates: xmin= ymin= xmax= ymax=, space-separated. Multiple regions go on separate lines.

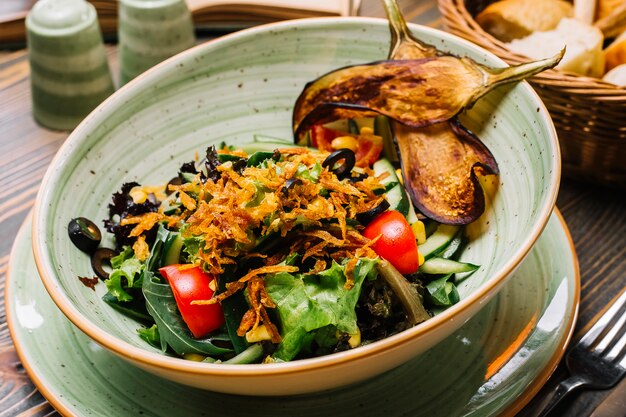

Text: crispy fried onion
xmin=124 ymin=147 xmax=384 ymax=338
xmin=290 ymin=229 xmax=379 ymax=289
xmin=164 ymin=148 xmax=383 ymax=275
xmin=236 ymin=277 xmax=281 ymax=342
xmin=192 ymin=264 xmax=298 ymax=342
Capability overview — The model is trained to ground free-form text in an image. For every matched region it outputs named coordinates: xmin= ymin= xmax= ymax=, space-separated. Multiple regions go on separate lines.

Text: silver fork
xmin=532 ymin=288 xmax=626 ymax=417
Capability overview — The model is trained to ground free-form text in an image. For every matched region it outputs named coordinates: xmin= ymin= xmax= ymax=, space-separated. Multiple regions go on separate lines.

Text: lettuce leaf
xmin=104 ymin=247 xmax=145 ymax=302
xmin=142 ymin=225 xmax=233 ymax=356
xmin=266 ymin=258 xmax=378 ymax=361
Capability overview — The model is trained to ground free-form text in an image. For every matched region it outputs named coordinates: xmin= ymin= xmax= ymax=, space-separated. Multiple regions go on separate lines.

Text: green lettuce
xmin=104 ymin=247 xmax=145 ymax=302
xmin=265 ymin=258 xmax=378 ymax=361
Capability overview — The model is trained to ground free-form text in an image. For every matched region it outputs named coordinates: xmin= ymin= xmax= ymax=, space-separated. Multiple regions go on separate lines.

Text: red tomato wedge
xmin=159 ymin=264 xmax=224 ymax=338
xmin=362 ymin=210 xmax=419 ymax=274
xmin=309 ymin=124 xmax=383 ymax=167
xmin=354 ymin=133 xmax=383 ymax=167
xmin=310 ymin=125 xmax=337 ymax=151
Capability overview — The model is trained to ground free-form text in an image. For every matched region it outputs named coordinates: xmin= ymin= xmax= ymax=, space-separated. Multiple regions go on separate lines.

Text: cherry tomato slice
xmin=310 ymin=124 xmax=383 ymax=167
xmin=362 ymin=210 xmax=419 ymax=274
xmin=159 ymin=264 xmax=224 ymax=338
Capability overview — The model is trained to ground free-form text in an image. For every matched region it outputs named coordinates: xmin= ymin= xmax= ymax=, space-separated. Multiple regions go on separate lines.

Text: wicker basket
xmin=438 ymin=0 xmax=626 ymax=188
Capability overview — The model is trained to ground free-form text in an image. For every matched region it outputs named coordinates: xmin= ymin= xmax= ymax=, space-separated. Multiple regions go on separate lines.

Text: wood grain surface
xmin=1 ymin=1 xmax=625 ymax=416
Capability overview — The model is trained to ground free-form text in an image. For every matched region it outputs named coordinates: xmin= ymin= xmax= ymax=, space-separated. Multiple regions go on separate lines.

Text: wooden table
xmin=1 ymin=1 xmax=625 ymax=415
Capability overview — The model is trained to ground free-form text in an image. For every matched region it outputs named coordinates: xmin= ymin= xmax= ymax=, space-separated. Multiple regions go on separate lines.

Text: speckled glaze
xmin=32 ymin=18 xmax=561 ymax=395
xmin=9 ymin=211 xmax=578 ymax=416
xmin=26 ymin=0 xmax=115 ymax=130
xmin=118 ymin=0 xmax=195 ymax=85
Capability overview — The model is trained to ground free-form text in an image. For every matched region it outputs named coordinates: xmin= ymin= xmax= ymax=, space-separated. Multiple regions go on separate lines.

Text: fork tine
xmin=607 ymin=321 xmax=626 ymax=363
xmin=579 ymin=290 xmax=626 ymax=349
xmin=595 ymin=300 xmax=626 ymax=354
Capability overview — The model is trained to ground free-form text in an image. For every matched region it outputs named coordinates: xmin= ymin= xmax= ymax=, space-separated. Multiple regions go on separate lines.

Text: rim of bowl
xmin=32 ymin=16 xmax=561 ymax=377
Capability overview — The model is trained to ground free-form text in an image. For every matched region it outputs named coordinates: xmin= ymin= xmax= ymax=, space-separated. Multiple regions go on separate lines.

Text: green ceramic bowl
xmin=32 ymin=17 xmax=560 ymax=396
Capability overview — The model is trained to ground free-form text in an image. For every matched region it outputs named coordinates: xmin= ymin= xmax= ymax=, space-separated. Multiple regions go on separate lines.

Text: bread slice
xmin=476 ymin=0 xmax=573 ymax=42
xmin=506 ymin=18 xmax=605 ymax=78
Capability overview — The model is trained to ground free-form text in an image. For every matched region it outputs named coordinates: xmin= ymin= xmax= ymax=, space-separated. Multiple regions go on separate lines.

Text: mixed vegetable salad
xmin=69 ymin=125 xmax=480 ymax=364
xmin=68 ymin=0 xmax=561 ymax=364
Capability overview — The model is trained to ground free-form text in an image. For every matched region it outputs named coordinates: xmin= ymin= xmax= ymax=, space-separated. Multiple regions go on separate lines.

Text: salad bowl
xmin=32 ymin=17 xmax=560 ymax=395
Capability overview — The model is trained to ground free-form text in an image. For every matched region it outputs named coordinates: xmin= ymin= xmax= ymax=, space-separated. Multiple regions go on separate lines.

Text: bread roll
xmin=506 ymin=18 xmax=605 ymax=78
xmin=574 ymin=0 xmax=597 ymax=24
xmin=476 ymin=0 xmax=573 ymax=42
xmin=603 ymin=63 xmax=626 ymax=85
xmin=594 ymin=1 xmax=626 ymax=38
xmin=604 ymin=30 xmax=626 ymax=71
xmin=597 ymin=0 xmax=625 ymax=19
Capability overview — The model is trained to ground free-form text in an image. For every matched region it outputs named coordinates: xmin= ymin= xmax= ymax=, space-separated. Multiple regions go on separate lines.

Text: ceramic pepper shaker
xmin=118 ymin=0 xmax=195 ymax=85
xmin=26 ymin=0 xmax=115 ymax=131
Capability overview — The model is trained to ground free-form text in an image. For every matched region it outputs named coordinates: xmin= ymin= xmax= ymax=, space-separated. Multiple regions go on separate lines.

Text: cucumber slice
xmin=374 ymin=116 xmax=398 ymax=163
xmin=385 ymin=184 xmax=409 ymax=217
xmin=420 ymin=257 xmax=479 ymax=275
xmin=348 ymin=119 xmax=359 ymax=134
xmin=253 ymin=134 xmax=291 ymax=144
xmin=353 ymin=117 xmax=375 ymax=132
xmin=161 ymin=232 xmax=184 ymax=267
xmin=324 ymin=119 xmax=350 ymax=132
xmin=440 ymin=235 xmax=463 ymax=259
xmin=373 ymin=159 xmax=409 ymax=217
xmin=406 ymin=199 xmax=418 ymax=224
xmin=419 ymin=224 xmax=461 ymax=259
xmin=373 ymin=158 xmax=399 ymax=187
xmin=237 ymin=142 xmax=301 ymax=154
xmin=246 ymin=151 xmax=276 ymax=167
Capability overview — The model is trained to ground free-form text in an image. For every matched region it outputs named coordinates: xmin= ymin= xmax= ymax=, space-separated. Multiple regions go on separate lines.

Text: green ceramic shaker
xmin=118 ymin=0 xmax=195 ymax=85
xmin=26 ymin=0 xmax=115 ymax=131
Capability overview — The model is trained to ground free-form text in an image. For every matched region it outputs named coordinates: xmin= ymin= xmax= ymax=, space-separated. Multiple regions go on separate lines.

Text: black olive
xmin=356 ymin=199 xmax=390 ymax=225
xmin=348 ymin=172 xmax=368 ymax=183
xmin=68 ymin=217 xmax=102 ymax=254
xmin=166 ymin=177 xmax=182 ymax=194
xmin=322 ymin=148 xmax=356 ymax=180
xmin=91 ymin=247 xmax=117 ymax=281
xmin=282 ymin=177 xmax=303 ymax=195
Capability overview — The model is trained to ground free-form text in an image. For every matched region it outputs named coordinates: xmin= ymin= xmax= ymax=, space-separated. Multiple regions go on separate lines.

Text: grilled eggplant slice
xmin=292 ymin=0 xmax=558 ymax=224
xmin=394 ymin=120 xmax=498 ymax=224
xmin=383 ymin=0 xmax=498 ymax=224
xmin=293 ymin=52 xmax=562 ymax=139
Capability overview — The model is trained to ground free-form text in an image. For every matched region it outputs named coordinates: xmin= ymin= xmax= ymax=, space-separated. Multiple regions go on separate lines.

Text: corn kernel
xmin=331 ymin=135 xmax=358 ymax=152
xmin=129 ymin=187 xmax=147 ymax=204
xmin=143 ymin=184 xmax=167 ymax=201
xmin=348 ymin=328 xmax=361 ymax=348
xmin=183 ymin=353 xmax=206 ymax=362
xmin=396 ymin=169 xmax=404 ymax=186
xmin=412 ymin=220 xmax=427 ymax=245
xmin=418 ymin=250 xmax=425 ymax=267
xmin=246 ymin=325 xmax=272 ymax=343
xmin=360 ymin=126 xmax=374 ymax=136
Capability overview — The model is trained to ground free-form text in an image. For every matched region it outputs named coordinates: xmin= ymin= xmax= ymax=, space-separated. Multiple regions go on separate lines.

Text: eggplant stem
xmin=383 ymin=0 xmax=436 ymax=60
xmin=383 ymin=0 xmax=410 ymax=48
xmin=485 ymin=48 xmax=565 ymax=88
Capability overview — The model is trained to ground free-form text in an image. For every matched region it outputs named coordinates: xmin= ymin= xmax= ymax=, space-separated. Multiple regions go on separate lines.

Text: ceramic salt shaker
xmin=26 ymin=0 xmax=115 ymax=130
xmin=118 ymin=0 xmax=195 ymax=85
